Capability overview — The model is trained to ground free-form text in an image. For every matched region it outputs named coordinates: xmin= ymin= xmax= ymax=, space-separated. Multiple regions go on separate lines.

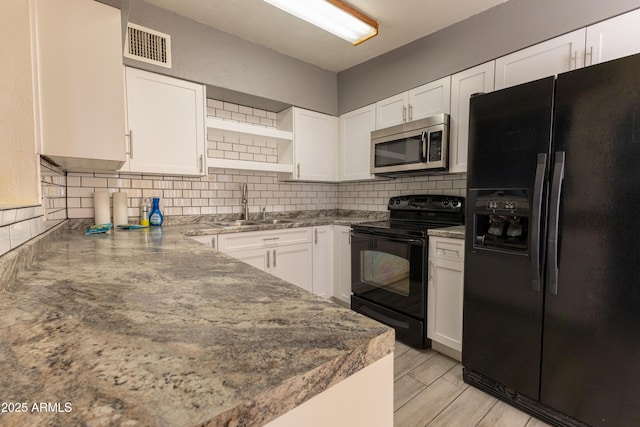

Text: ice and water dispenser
xmin=470 ymin=189 xmax=530 ymax=253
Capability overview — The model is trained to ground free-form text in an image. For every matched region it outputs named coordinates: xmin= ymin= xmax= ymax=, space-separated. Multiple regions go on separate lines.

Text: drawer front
xmin=429 ymin=237 xmax=464 ymax=261
xmin=189 ymin=235 xmax=217 ymax=249
xmin=218 ymin=228 xmax=312 ymax=252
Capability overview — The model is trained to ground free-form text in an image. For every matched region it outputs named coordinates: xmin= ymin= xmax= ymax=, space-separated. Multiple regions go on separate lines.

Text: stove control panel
xmin=388 ymin=195 xmax=464 ymax=212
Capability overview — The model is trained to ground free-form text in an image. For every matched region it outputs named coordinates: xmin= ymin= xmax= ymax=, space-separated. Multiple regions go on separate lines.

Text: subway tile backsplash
xmin=0 ymin=158 xmax=66 ymax=257
xmin=64 ymin=99 xmax=467 ymax=220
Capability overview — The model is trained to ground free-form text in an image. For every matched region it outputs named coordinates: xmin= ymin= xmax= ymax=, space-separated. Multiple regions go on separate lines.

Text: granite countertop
xmin=0 ymin=221 xmax=393 ymax=426
xmin=428 ymin=225 xmax=465 ymax=239
xmin=173 ymin=215 xmax=381 ymax=237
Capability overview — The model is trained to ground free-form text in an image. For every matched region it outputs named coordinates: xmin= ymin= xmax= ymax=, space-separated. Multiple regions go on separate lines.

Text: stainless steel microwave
xmin=371 ymin=114 xmax=449 ymax=176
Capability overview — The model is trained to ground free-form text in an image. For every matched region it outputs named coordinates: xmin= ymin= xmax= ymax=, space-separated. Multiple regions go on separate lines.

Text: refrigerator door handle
xmin=530 ymin=153 xmax=547 ymax=292
xmin=547 ymin=151 xmax=566 ymax=295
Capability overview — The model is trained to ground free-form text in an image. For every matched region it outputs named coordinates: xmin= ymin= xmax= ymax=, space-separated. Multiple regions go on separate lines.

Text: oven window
xmin=374 ymin=136 xmax=422 ymax=167
xmin=360 ymin=250 xmax=410 ymax=296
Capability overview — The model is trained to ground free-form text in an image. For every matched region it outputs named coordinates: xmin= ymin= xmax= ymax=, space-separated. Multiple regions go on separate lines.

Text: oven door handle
xmin=351 ymin=231 xmax=423 ymax=245
xmin=420 ymin=131 xmax=428 ymax=162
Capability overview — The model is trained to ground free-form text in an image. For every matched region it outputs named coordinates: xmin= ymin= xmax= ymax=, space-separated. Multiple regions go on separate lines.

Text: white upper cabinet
xmin=495 ymin=29 xmax=586 ymax=90
xmin=31 ymin=0 xmax=126 ymax=172
xmin=449 ymin=61 xmax=495 ymax=174
xmin=339 ymin=104 xmax=376 ymax=181
xmin=277 ymin=107 xmax=338 ymax=182
xmin=123 ymin=67 xmax=206 ymax=175
xmin=375 ymin=76 xmax=451 ymax=129
xmin=585 ymin=8 xmax=640 ymax=66
xmin=408 ymin=76 xmax=452 ymax=121
xmin=375 ymin=92 xmax=408 ymax=129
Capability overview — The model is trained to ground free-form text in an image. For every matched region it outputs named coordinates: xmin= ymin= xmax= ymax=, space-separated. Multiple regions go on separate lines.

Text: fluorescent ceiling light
xmin=263 ymin=0 xmax=378 ymax=46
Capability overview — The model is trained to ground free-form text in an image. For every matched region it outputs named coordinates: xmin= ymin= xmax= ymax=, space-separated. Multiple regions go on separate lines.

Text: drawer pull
xmin=263 ymin=237 xmax=280 ymax=241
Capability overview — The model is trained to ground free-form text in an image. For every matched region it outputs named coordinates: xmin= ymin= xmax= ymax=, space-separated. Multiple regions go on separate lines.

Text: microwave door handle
xmin=421 ymin=131 xmax=428 ymax=162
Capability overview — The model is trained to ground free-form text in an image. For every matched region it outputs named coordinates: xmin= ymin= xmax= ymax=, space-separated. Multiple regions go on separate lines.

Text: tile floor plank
xmin=408 ymin=353 xmax=458 ymax=386
xmin=394 ymin=375 xmax=427 ymax=411
xmin=426 ymin=386 xmax=497 ymax=427
xmin=394 ymin=378 xmax=466 ymax=427
xmin=477 ymin=400 xmax=531 ymax=427
xmin=394 ymin=348 xmax=438 ymax=380
xmin=525 ymin=416 xmax=554 ymax=427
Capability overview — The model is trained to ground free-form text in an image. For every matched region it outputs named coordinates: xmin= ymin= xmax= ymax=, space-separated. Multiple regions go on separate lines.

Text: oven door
xmin=351 ymin=229 xmax=426 ymax=320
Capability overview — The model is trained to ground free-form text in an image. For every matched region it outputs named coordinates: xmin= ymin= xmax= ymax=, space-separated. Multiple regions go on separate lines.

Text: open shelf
xmin=205 ymin=117 xmax=292 ymax=141
xmin=207 ymin=158 xmax=293 ymax=173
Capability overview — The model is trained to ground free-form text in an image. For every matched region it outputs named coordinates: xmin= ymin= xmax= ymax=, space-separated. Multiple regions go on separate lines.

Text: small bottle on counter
xmin=139 ymin=198 xmax=150 ymax=226
xmin=149 ymin=197 xmax=163 ymax=226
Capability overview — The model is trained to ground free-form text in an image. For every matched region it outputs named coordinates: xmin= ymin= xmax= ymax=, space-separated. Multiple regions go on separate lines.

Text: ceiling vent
xmin=124 ymin=23 xmax=172 ymax=68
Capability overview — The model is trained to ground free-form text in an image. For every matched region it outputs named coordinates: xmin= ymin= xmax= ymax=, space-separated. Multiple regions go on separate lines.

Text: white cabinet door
xmin=449 ymin=61 xmax=495 ymax=174
xmin=226 ymin=247 xmax=269 ymax=272
xmin=271 ymin=243 xmax=313 ymax=293
xmin=334 ymin=226 xmax=352 ymax=303
xmin=312 ymin=226 xmax=333 ymax=298
xmin=375 ymin=92 xmax=408 ymax=129
xmin=31 ymin=0 xmax=125 ymax=172
xmin=585 ymin=8 xmax=640 ymax=66
xmin=428 ymin=237 xmax=465 ymax=353
xmin=124 ymin=67 xmax=206 ymax=175
xmin=339 ymin=104 xmax=376 ymax=181
xmin=278 ymin=107 xmax=338 ymax=181
xmin=408 ymin=76 xmax=452 ymax=120
xmin=495 ymin=29 xmax=586 ymax=91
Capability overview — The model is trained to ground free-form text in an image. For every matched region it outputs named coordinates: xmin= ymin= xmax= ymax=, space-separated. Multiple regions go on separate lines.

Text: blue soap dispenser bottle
xmin=149 ymin=197 xmax=163 ymax=226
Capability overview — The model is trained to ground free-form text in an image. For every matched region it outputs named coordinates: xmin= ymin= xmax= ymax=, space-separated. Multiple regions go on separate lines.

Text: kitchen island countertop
xmin=0 ymin=222 xmax=393 ymax=426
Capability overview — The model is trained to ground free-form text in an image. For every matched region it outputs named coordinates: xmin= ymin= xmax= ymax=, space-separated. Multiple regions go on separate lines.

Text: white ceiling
xmin=143 ymin=0 xmax=510 ymax=72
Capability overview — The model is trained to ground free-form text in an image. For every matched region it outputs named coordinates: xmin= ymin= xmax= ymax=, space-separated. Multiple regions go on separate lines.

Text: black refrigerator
xmin=463 ymin=52 xmax=640 ymax=427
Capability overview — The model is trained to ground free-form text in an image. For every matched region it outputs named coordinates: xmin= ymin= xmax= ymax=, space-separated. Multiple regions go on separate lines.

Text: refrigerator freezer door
xmin=463 ymin=77 xmax=555 ymax=400
xmin=541 ymin=53 xmax=640 ymax=426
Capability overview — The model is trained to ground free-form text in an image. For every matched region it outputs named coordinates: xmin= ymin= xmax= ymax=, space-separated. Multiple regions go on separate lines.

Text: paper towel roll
xmin=93 ymin=191 xmax=110 ymax=225
xmin=113 ymin=192 xmax=128 ymax=226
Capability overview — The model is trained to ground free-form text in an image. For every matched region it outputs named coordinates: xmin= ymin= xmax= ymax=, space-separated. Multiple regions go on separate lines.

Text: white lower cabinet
xmin=218 ymin=229 xmax=313 ymax=293
xmin=188 ymin=235 xmax=217 ymax=249
xmin=312 ymin=226 xmax=334 ymax=298
xmin=334 ymin=225 xmax=352 ymax=304
xmin=428 ymin=237 xmax=465 ymax=356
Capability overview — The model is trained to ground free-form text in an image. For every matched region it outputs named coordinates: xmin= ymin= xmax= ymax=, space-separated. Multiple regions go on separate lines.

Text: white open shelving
xmin=205 ymin=116 xmax=293 ymax=173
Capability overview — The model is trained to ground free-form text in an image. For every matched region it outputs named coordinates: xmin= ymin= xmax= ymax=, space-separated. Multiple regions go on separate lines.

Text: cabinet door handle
xmin=314 ymin=229 xmax=318 ymax=244
xmin=199 ymin=155 xmax=204 ymax=173
xmin=262 ymin=237 xmax=280 ymax=241
xmin=572 ymin=50 xmax=578 ymax=69
xmin=297 ymin=163 xmax=300 ymax=178
xmin=266 ymin=250 xmax=270 ymax=269
xmin=429 ymin=261 xmax=434 ymax=282
xmin=128 ymin=130 xmax=134 ymax=159
xmin=586 ymin=46 xmax=594 ymax=66
xmin=211 ymin=237 xmax=216 ymax=249
xmin=408 ymin=104 xmax=413 ymax=121
xmin=402 ymin=105 xmax=407 ymax=122
xmin=273 ymin=249 xmax=276 ymax=267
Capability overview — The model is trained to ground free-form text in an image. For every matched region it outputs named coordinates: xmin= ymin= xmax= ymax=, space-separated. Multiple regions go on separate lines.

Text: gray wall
xmin=107 ymin=0 xmax=338 ymax=115
xmin=337 ymin=0 xmax=640 ymax=114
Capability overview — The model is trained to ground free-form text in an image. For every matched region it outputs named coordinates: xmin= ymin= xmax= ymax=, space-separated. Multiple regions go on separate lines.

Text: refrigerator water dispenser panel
xmin=471 ymin=189 xmax=530 ymax=253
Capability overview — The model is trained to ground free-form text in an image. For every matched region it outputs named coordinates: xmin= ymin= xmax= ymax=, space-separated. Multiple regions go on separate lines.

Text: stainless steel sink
xmin=210 ymin=220 xmax=258 ymax=227
xmin=256 ymin=219 xmax=294 ymax=224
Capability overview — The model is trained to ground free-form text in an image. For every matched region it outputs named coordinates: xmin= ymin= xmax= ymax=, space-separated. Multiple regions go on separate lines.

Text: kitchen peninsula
xmin=0 ymin=222 xmax=394 ymax=426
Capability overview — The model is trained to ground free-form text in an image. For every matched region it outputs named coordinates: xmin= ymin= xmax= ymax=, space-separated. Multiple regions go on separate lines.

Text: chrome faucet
xmin=241 ymin=183 xmax=249 ymax=220
xmin=261 ymin=207 xmax=267 ymax=220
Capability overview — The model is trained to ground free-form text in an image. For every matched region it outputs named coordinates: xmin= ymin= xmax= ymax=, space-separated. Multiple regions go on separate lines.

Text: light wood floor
xmin=393 ymin=340 xmax=552 ymax=427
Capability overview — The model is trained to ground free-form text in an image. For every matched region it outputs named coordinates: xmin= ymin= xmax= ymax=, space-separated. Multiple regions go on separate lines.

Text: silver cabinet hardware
xmin=273 ymin=249 xmax=277 ymax=267
xmin=402 ymin=105 xmax=407 ymax=122
xmin=266 ymin=250 xmax=270 ymax=268
xmin=408 ymin=104 xmax=413 ymax=121
xmin=297 ymin=163 xmax=300 ymax=178
xmin=314 ymin=228 xmax=318 ymax=244
xmin=199 ymin=154 xmax=203 ymax=173
xmin=127 ymin=130 xmax=134 ymax=159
